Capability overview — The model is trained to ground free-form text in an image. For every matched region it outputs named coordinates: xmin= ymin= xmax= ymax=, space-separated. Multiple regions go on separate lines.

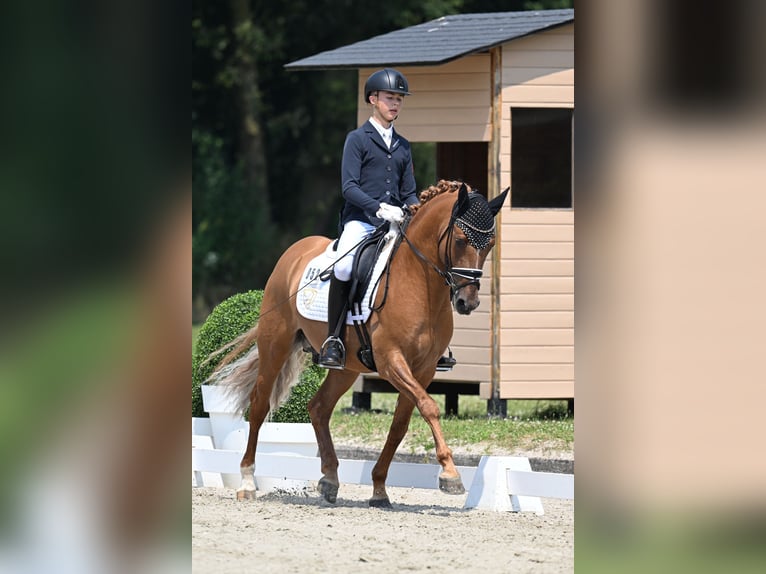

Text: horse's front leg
xmin=413 ymin=392 xmax=465 ymax=495
xmin=378 ymin=359 xmax=465 ymax=498
xmin=307 ymin=369 xmax=358 ymax=503
xmin=369 ymin=395 xmax=416 ymax=507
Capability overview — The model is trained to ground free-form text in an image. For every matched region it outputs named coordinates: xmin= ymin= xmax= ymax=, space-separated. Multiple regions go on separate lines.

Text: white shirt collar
xmin=369 ymin=116 xmax=393 ymax=140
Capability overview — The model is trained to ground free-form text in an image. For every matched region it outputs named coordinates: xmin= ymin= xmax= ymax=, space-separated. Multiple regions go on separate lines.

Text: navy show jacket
xmin=340 ymin=120 xmax=419 ymax=228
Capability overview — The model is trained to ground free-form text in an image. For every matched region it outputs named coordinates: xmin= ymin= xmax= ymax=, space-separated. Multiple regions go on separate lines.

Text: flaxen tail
xmin=204 ymin=322 xmax=307 ymax=416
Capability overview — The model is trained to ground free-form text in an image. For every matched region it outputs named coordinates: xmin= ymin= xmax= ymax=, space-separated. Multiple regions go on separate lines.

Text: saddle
xmin=296 ymin=223 xmax=403 ymax=371
xmin=347 ymin=226 xmax=391 ymax=316
xmin=346 ymin=225 xmax=397 ymax=370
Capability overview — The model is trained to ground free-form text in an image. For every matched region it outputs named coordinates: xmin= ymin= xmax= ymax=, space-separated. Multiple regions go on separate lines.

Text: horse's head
xmin=444 ymin=183 xmax=509 ymax=314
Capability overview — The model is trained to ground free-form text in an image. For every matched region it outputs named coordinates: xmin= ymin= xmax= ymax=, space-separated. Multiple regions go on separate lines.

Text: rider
xmin=318 ymin=68 xmax=418 ymax=369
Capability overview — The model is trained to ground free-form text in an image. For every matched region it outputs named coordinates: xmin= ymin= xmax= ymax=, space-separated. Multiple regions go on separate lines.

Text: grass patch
xmin=330 ymin=390 xmax=573 ymax=458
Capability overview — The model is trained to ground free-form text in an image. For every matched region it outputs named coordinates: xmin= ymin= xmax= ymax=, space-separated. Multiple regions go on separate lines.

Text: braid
xmin=410 ymin=180 xmax=471 ymax=216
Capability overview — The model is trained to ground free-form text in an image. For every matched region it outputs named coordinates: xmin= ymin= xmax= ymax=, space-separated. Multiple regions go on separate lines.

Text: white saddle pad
xmin=296 ymin=230 xmax=399 ymax=325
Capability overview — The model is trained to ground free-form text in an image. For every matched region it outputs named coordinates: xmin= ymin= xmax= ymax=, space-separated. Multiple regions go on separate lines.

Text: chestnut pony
xmin=209 ymin=180 xmax=508 ymax=507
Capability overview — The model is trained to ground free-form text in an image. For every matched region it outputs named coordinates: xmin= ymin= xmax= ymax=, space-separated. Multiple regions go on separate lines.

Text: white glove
xmin=375 ymin=202 xmax=405 ymax=224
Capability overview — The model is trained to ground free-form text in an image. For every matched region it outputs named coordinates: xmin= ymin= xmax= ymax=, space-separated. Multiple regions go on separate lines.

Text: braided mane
xmin=408 ymin=179 xmax=472 ymax=216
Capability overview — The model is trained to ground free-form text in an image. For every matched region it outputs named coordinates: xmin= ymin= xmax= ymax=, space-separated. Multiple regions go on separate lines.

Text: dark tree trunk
xmin=230 ymin=0 xmax=270 ymax=211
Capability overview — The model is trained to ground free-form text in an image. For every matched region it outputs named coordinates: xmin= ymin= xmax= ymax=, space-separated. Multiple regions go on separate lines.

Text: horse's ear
xmin=452 ymin=182 xmax=470 ymax=219
xmin=488 ymin=187 xmax=510 ymax=216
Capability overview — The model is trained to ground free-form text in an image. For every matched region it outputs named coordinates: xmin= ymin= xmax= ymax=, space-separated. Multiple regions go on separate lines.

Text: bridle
xmin=399 ymin=201 xmax=495 ymax=307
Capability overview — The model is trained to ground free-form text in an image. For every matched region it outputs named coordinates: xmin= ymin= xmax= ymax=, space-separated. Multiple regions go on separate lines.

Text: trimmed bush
xmin=192 ymin=290 xmax=325 ymax=422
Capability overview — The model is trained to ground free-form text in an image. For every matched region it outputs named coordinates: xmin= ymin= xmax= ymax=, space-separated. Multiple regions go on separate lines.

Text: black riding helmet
xmin=364 ymin=69 xmax=411 ymax=103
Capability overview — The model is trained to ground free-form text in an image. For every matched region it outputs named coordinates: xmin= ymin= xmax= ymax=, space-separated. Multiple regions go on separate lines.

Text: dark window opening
xmin=511 ymin=108 xmax=572 ymax=208
xmin=436 ymin=142 xmax=488 ymax=199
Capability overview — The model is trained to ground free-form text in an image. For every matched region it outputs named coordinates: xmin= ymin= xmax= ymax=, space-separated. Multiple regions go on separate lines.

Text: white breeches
xmin=333 ymin=220 xmax=376 ymax=281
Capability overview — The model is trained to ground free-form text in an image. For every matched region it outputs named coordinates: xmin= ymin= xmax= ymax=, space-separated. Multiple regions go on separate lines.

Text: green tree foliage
xmin=192 ymin=290 xmax=264 ymax=417
xmin=192 ymin=290 xmax=326 ymax=422
xmin=192 ymin=0 xmax=572 ymax=316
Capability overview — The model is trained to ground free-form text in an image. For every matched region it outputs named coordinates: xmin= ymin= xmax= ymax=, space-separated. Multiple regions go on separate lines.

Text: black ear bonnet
xmin=454 ymin=192 xmax=496 ymax=250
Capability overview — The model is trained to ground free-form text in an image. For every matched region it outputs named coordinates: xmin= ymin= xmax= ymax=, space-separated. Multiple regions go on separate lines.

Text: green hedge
xmin=192 ymin=290 xmax=325 ymax=422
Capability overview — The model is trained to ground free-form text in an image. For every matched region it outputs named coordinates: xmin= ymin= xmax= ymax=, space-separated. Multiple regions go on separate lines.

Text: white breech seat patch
xmin=296 ymin=231 xmax=399 ymax=325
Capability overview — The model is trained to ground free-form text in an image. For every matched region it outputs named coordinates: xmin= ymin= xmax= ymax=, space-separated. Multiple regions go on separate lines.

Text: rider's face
xmin=370 ymin=91 xmax=404 ymax=125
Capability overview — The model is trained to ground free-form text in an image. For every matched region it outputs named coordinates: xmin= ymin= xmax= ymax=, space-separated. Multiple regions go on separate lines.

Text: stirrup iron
xmin=318 ymin=336 xmax=346 ymax=369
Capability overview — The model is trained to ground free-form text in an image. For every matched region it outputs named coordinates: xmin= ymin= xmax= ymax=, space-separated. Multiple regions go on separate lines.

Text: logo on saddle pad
xmin=296 ymin=232 xmax=398 ymax=324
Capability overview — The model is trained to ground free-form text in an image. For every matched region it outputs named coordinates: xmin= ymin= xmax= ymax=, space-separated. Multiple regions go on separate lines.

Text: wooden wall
xmin=498 ymin=210 xmax=574 ymax=398
xmin=499 ymin=23 xmax=574 ymax=398
xmin=358 ymin=54 xmax=491 ymax=142
xmin=502 ymin=24 xmax=574 ymax=107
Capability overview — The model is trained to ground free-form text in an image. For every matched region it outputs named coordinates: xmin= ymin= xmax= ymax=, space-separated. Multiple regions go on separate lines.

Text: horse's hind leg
xmin=369 ymin=395 xmax=415 ymax=508
xmin=237 ymin=328 xmax=298 ymax=501
xmin=236 ymin=378 xmax=272 ymax=500
xmin=307 ymin=369 xmax=358 ymax=503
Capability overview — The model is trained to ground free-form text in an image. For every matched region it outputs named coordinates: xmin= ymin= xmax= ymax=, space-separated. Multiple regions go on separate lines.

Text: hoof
xmin=369 ymin=497 xmax=392 ymax=509
xmin=439 ymin=476 xmax=465 ymax=495
xmin=317 ymin=477 xmax=338 ymax=503
xmin=236 ymin=489 xmax=256 ymax=501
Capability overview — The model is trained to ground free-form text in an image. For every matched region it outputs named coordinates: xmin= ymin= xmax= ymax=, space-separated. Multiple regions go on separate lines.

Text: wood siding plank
xmin=501 ymin=311 xmax=574 ymax=328
xmin=504 ymin=102 xmax=575 ymax=109
xmin=501 ymin=363 xmax=574 ymax=380
xmin=506 ymin=210 xmax=574 ymax=224
xmin=499 ymin=381 xmax=574 ymax=399
xmin=504 ymin=50 xmax=574 ymax=69
xmin=501 ymin=259 xmax=574 ymax=276
xmin=444 ymin=347 xmax=490 ymax=365
xmin=504 ymin=85 xmax=574 ymax=105
xmin=436 ymin=365 xmax=490 ymax=382
xmin=403 ymin=90 xmax=490 ymax=109
xmin=448 ymin=329 xmax=491 ymax=346
xmin=505 ymin=242 xmax=574 ymax=259
xmin=503 ymin=328 xmax=574 ymax=346
xmin=399 ymin=124 xmax=490 ymax=143
xmin=505 ymin=68 xmax=574 ymax=86
xmin=452 ymin=310 xmax=491 ymax=330
xmin=501 ymin=346 xmax=574 ymax=363
xmin=504 ymin=277 xmax=573 ymax=293
xmin=395 ymin=107 xmax=491 ymax=125
xmin=504 ymin=224 xmax=574 ymax=241
xmin=411 ymin=54 xmax=490 ymax=74
xmin=500 ymin=293 xmax=574 ymax=311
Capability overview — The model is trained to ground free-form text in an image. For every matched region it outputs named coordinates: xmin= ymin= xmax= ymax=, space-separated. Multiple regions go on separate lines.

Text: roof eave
xmin=284 ymin=53 xmax=469 ymax=71
xmin=283 ymin=18 xmax=573 ymax=71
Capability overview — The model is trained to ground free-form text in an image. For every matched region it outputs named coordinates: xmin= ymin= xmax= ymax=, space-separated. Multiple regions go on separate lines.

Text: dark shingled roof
xmin=285 ymin=9 xmax=574 ymax=70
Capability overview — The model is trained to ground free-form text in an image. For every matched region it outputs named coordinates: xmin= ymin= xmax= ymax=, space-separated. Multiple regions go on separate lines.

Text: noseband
xmin=401 ymin=194 xmax=496 ymax=305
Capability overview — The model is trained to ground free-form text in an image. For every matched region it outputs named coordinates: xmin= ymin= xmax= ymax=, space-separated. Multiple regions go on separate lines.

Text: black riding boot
xmin=318 ymin=275 xmax=352 ymax=369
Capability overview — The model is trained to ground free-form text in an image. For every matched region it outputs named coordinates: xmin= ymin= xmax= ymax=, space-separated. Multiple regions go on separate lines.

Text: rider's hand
xmin=375 ymin=203 xmax=405 ymax=224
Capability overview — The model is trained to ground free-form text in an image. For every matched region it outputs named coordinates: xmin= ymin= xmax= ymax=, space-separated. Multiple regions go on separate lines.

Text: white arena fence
xmin=192 ymin=415 xmax=573 ymax=514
